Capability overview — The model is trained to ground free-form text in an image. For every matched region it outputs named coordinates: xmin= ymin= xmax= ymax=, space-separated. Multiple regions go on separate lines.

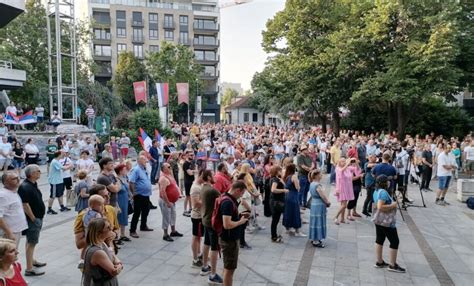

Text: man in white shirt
xmin=85 ymin=105 xmax=95 ymax=130
xmin=464 ymin=140 xmax=474 ymax=177
xmin=34 ymin=104 xmax=45 ymax=123
xmin=435 ymin=144 xmax=457 ymax=206
xmin=0 ymin=171 xmax=28 ymax=246
xmin=5 ymin=102 xmax=17 ymax=116
xmin=0 ymin=136 xmax=13 ymax=172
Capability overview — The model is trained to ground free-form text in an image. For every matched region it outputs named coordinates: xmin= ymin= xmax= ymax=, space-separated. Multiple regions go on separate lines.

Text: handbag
xmin=372 ymin=206 xmax=396 ymax=227
xmin=66 ymin=189 xmax=78 ymax=207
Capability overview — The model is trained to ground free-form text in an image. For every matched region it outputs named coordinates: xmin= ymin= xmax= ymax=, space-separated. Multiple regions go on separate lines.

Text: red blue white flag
xmin=156 ymin=83 xmax=169 ymax=107
xmin=138 ymin=128 xmax=153 ymax=152
xmin=5 ymin=111 xmax=36 ymax=125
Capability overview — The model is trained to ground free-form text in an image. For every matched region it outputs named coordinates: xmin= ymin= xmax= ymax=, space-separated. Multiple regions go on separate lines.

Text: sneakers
xmin=192 ymin=259 xmax=203 ymax=268
xmin=294 ymin=232 xmax=307 ymax=237
xmin=208 ymin=273 xmax=223 ymax=284
xmin=163 ymin=235 xmax=174 ymax=242
xmin=25 ymin=269 xmax=45 ymax=276
xmin=388 ymin=264 xmax=406 ymax=273
xmin=374 ymin=261 xmax=389 ymax=268
xmin=60 ymin=206 xmax=71 ymax=212
xmin=200 ymin=265 xmax=211 ymax=276
xmin=183 ymin=210 xmax=191 ymax=217
xmin=47 ymin=209 xmax=58 ymax=215
xmin=170 ymin=231 xmax=183 ymax=237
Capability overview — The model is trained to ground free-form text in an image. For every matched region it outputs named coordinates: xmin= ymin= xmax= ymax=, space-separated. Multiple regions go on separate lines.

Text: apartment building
xmin=78 ymin=0 xmax=220 ymax=123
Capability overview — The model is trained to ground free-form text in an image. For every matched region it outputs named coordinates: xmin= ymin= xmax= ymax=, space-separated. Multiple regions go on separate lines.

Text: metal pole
xmin=55 ymin=0 xmax=62 ymax=118
xmin=46 ymin=5 xmax=53 ymax=118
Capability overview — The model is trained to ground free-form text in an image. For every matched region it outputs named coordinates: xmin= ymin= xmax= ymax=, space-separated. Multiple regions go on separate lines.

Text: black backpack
xmin=467 ymin=197 xmax=474 ymax=210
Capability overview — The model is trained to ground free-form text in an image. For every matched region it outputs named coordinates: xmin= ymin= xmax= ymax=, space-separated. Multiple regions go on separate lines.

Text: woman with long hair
xmin=12 ymin=142 xmax=25 ymax=177
xmin=282 ymin=163 xmax=306 ymax=237
xmin=372 ymin=175 xmax=406 ymax=273
xmin=0 ymin=238 xmax=27 ymax=286
xmin=333 ymin=158 xmax=355 ymax=225
xmin=83 ymin=218 xmax=122 ymax=286
xmin=263 ymin=155 xmax=274 ymax=217
xmin=269 ymin=166 xmax=287 ymax=243
xmin=308 ymin=170 xmax=330 ymax=247
xmin=114 ymin=164 xmax=130 ymax=242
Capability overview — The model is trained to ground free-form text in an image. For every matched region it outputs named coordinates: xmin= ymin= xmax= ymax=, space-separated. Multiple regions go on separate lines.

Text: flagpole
xmin=187 ymin=103 xmax=190 ymax=124
xmin=145 ymin=75 xmax=149 ymax=108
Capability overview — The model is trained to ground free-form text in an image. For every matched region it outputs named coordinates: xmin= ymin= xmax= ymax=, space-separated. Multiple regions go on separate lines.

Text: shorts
xmin=204 ymin=226 xmax=217 ymax=250
xmin=466 ymin=160 xmax=474 ymax=171
xmin=50 ymin=183 xmax=65 ymax=198
xmin=24 ymin=218 xmax=43 ymax=245
xmin=191 ymin=218 xmax=204 ymax=237
xmin=12 ymin=159 xmax=24 ymax=169
xmin=184 ymin=181 xmax=193 ymax=197
xmin=63 ymin=177 xmax=73 ymax=190
xmin=0 ymin=158 xmax=11 ymax=169
xmin=438 ymin=176 xmax=451 ymax=190
xmin=219 ymin=238 xmax=239 ymax=270
xmin=375 ymin=224 xmax=399 ymax=249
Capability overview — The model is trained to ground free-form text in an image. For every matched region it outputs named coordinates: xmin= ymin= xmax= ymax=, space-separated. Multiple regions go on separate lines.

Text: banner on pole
xmin=176 ymin=83 xmax=189 ymax=105
xmin=156 ymin=83 xmax=169 ymax=107
xmin=133 ymin=81 xmax=147 ymax=104
xmin=95 ymin=116 xmax=110 ymax=135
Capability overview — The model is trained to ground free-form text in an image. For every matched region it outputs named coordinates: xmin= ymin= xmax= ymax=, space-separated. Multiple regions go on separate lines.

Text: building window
xmin=179 ymin=15 xmax=188 ymax=26
xmin=149 ymin=45 xmax=159 ymax=53
xmin=133 ymin=45 xmax=143 ymax=58
xmin=149 ymin=29 xmax=158 ymax=40
xmin=165 ymin=30 xmax=174 ymax=41
xmin=252 ymin=113 xmax=258 ymax=122
xmin=94 ymin=29 xmax=111 ymax=40
xmin=194 ymin=50 xmax=215 ymax=61
xmin=204 ymin=66 xmax=216 ymax=76
xmin=94 ymin=45 xmax=111 ymax=56
xmin=117 ymin=43 xmax=127 ymax=53
xmin=164 ymin=14 xmax=173 ymax=28
xmin=194 ymin=19 xmax=217 ymax=30
xmin=117 ymin=28 xmax=126 ymax=37
xmin=92 ymin=11 xmax=110 ymax=24
xmin=194 ymin=35 xmax=216 ymax=45
xmin=194 ymin=50 xmax=204 ymax=60
xmin=179 ymin=32 xmax=188 ymax=44
xmin=133 ymin=28 xmax=143 ymax=41
xmin=132 ymin=11 xmax=143 ymax=25
xmin=244 ymin=113 xmax=249 ymax=122
xmin=116 ymin=11 xmax=126 ymax=38
xmin=149 ymin=13 xmax=158 ymax=23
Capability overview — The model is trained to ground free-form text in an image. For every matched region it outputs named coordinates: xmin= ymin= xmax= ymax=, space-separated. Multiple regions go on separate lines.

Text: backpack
xmin=211 ymin=193 xmax=237 ymax=236
xmin=467 ymin=197 xmax=474 ymax=210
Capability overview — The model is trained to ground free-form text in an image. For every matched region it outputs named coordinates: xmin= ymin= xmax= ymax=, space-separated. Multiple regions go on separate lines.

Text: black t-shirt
xmin=183 ymin=160 xmax=195 ymax=184
xmin=13 ymin=147 xmax=23 ymax=161
xmin=97 ymin=173 xmax=118 ymax=206
xmin=164 ymin=144 xmax=176 ymax=161
xmin=422 ymin=151 xmax=433 ymax=165
xmin=220 ymin=193 xmax=240 ymax=241
xmin=18 ymin=180 xmax=46 ymax=220
xmin=269 ymin=177 xmax=285 ymax=202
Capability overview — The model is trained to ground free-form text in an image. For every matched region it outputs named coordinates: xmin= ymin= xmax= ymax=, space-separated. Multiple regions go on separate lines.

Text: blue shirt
xmin=372 ymin=162 xmax=397 ymax=190
xmin=373 ymin=188 xmax=396 ymax=228
xmin=129 ymin=165 xmax=152 ymax=196
xmin=149 ymin=146 xmax=160 ymax=162
xmin=48 ymin=159 xmax=63 ymax=185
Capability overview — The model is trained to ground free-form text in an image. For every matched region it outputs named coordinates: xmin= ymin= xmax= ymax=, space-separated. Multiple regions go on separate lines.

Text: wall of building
xmin=230 ymin=107 xmax=262 ymax=124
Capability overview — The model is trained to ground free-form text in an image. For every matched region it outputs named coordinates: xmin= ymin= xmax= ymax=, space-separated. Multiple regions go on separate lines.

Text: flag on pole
xmin=176 ymin=83 xmax=189 ymax=105
xmin=133 ymin=81 xmax=147 ymax=104
xmin=156 ymin=83 xmax=169 ymax=107
xmin=138 ymin=128 xmax=153 ymax=152
xmin=154 ymin=129 xmax=165 ymax=149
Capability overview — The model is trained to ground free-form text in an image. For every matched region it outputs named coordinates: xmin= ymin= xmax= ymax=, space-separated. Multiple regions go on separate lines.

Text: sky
xmin=220 ymin=0 xmax=286 ymax=90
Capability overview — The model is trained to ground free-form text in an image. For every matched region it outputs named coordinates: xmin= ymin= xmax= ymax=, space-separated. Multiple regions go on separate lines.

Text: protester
xmin=420 ymin=144 xmax=434 ymax=191
xmin=96 ymin=157 xmax=120 ymax=208
xmin=0 ymin=172 xmax=28 ymax=246
xmin=296 ymin=145 xmax=313 ymax=207
xmin=183 ymin=151 xmax=196 ymax=217
xmin=119 ymin=132 xmax=130 ymax=160
xmin=149 ymin=140 xmax=161 ymax=185
xmin=74 ymin=170 xmax=90 ymax=213
xmin=129 ymin=156 xmax=153 ymax=238
xmin=346 ymin=159 xmax=363 ymax=221
xmin=85 ymin=105 xmax=95 ymax=130
xmin=435 ymin=144 xmax=457 ymax=206
xmin=47 ymin=151 xmax=71 ymax=214
xmin=269 ymin=166 xmax=287 ymax=243
xmin=23 ymin=138 xmax=39 ymax=166
xmin=158 ymin=163 xmax=182 ymax=242
xmin=333 ymin=158 xmax=355 ymax=225
xmin=11 ymin=142 xmax=25 ymax=177
xmin=372 ymin=175 xmax=406 ymax=273
xmin=17 ymin=164 xmax=47 ymax=276
xmin=83 ymin=218 xmax=122 ymax=286
xmin=0 ymin=238 xmax=28 ymax=285
xmin=213 ymin=162 xmax=232 ymax=194
xmin=114 ymin=164 xmax=130 ymax=242
xmin=362 ymin=155 xmax=377 ymax=217
xmin=189 ymin=170 xmax=204 ymax=268
xmin=308 ymin=170 xmax=330 ymax=247
xmin=282 ymin=163 xmax=306 ymax=237
xmin=0 ymin=136 xmax=12 ymax=173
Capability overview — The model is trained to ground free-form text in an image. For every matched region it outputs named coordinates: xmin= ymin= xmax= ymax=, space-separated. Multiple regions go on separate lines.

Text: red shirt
xmin=213 ymin=171 xmax=232 ymax=194
xmin=160 ymin=173 xmax=180 ymax=203
xmin=4 ymin=263 xmax=28 ymax=286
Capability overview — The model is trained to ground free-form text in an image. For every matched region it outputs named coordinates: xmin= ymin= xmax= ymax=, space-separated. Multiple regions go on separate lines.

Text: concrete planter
xmin=457 ymin=179 xmax=474 ymax=202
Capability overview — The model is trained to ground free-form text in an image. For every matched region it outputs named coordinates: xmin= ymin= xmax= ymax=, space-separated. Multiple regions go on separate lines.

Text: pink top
xmin=335 ymin=166 xmax=356 ymax=202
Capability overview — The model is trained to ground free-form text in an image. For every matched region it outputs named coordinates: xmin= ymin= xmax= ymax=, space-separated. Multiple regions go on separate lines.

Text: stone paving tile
xmin=9 ymin=165 xmax=473 ymax=285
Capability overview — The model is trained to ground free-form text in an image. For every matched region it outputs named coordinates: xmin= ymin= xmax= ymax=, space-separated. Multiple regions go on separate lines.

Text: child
xmin=308 ymin=170 xmax=331 ymax=247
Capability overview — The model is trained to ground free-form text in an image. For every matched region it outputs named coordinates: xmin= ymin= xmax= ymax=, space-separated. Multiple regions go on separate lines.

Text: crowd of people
xmin=0 ymin=122 xmax=472 ymax=285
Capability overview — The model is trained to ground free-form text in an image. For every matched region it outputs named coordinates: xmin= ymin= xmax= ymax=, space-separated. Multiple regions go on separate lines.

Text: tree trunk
xmin=332 ymin=111 xmax=340 ymax=136
xmin=321 ymin=115 xmax=327 ymax=133
xmin=397 ymin=101 xmax=415 ymax=140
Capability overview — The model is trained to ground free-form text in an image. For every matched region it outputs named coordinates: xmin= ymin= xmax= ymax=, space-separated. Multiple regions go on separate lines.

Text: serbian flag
xmin=5 ymin=111 xmax=36 ymax=125
xmin=138 ymin=128 xmax=153 ymax=152
xmin=156 ymin=83 xmax=169 ymax=107
xmin=176 ymin=83 xmax=189 ymax=105
xmin=133 ymin=81 xmax=147 ymax=104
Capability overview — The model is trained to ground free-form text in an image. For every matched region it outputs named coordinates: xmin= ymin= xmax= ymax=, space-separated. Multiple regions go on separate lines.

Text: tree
xmin=113 ymin=51 xmax=146 ymax=110
xmin=146 ymin=41 xmax=203 ymax=121
xmin=77 ymin=81 xmax=124 ymax=124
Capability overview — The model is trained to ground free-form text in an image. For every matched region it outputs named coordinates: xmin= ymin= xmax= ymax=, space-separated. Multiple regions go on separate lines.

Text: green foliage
xmin=112 ymin=51 xmax=147 ymax=110
xmin=146 ymin=41 xmax=203 ymax=119
xmin=111 ymin=111 xmax=131 ymax=129
xmin=77 ymin=81 xmax=124 ymax=124
xmin=129 ymin=108 xmax=174 ymax=140
xmin=221 ymin=88 xmax=239 ymax=107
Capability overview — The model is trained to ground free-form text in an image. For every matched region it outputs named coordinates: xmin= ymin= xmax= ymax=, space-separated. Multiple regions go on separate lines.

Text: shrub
xmin=112 ymin=111 xmax=131 ymax=129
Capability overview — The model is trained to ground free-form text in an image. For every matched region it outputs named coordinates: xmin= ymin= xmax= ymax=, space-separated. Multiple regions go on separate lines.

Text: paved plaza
xmin=9 ymin=164 xmax=474 ymax=286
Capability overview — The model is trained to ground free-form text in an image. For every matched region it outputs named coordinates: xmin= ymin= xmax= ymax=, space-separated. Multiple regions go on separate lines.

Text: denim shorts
xmin=438 ymin=176 xmax=451 ymax=190
xmin=24 ymin=218 xmax=43 ymax=245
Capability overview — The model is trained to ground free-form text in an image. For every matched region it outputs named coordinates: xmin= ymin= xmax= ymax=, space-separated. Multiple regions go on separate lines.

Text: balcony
xmin=131 ymin=18 xmax=144 ymax=27
xmin=164 ymin=21 xmax=175 ymax=29
xmin=93 ymin=37 xmax=111 ymax=45
xmin=0 ymin=0 xmax=25 ymax=28
xmin=200 ymin=71 xmax=219 ymax=80
xmin=94 ymin=64 xmax=112 ymax=78
xmin=195 ymin=55 xmax=219 ymax=65
xmin=131 ymin=35 xmax=144 ymax=44
xmin=193 ymin=23 xmax=219 ymax=34
xmin=0 ymin=60 xmax=26 ymax=90
xmin=193 ymin=39 xmax=219 ymax=50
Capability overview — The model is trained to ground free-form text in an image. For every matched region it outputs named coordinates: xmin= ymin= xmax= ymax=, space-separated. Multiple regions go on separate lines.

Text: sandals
xmin=334 ymin=218 xmax=340 ymax=225
xmin=272 ymin=235 xmax=283 ymax=243
xmin=311 ymin=241 xmax=326 ymax=248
